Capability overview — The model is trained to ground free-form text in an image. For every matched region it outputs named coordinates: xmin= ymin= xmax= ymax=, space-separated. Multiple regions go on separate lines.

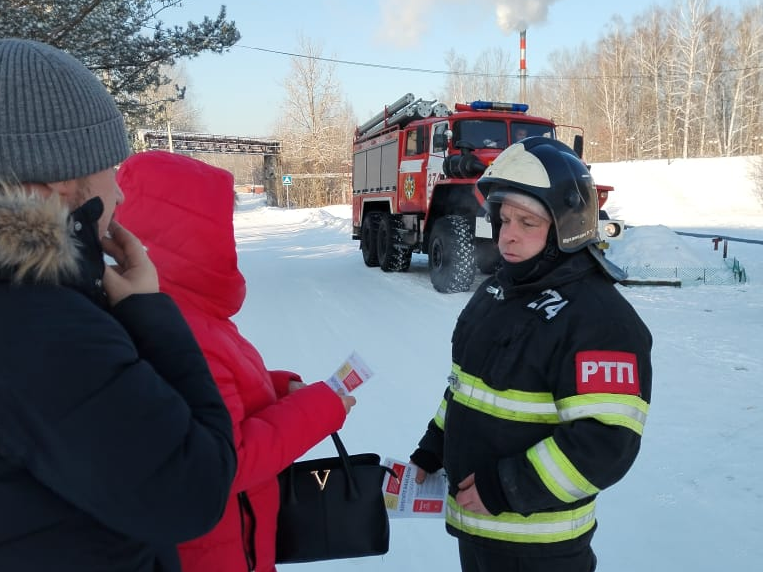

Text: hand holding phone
xmin=101 ymin=221 xmax=159 ymax=305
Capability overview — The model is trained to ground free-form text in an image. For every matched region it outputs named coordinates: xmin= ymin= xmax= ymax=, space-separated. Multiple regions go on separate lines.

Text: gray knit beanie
xmin=0 ymin=38 xmax=131 ymax=183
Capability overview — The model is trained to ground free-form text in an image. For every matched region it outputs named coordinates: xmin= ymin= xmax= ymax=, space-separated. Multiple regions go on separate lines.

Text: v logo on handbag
xmin=310 ymin=469 xmax=331 ymax=491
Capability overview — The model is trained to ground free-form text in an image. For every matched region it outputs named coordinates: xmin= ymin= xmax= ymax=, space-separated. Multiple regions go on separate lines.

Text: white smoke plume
xmin=375 ymin=0 xmax=438 ymax=49
xmin=495 ymin=0 xmax=561 ymax=34
xmin=375 ymin=0 xmax=560 ymax=47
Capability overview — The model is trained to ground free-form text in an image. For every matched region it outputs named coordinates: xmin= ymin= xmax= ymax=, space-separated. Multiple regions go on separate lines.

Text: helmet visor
xmin=487 ymin=188 xmax=552 ymax=223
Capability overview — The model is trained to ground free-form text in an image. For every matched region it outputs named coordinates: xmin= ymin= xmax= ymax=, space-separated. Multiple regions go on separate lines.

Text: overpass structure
xmin=138 ymin=130 xmax=281 ymax=156
xmin=137 ymin=130 xmax=282 ymax=198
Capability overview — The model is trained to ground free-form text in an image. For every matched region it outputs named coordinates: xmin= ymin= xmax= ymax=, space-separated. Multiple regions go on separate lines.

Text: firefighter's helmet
xmin=477 ymin=137 xmax=599 ymax=253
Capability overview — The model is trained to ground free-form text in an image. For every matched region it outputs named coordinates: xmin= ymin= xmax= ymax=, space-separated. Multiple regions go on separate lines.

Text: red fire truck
xmin=351 ymin=93 xmax=620 ymax=293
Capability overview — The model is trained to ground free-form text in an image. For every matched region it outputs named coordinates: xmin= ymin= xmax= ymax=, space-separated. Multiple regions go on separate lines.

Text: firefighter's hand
xmin=456 ymin=473 xmax=489 ymax=514
xmin=409 ymin=449 xmax=441 ymax=483
xmin=101 ymin=221 xmax=159 ymax=305
xmin=414 ymin=465 xmax=428 ymax=485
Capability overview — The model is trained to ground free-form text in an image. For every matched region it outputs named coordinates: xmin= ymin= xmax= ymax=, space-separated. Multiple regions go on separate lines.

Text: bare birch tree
xmin=696 ymin=8 xmax=725 ymax=157
xmin=135 ymin=64 xmax=203 ymax=140
xmin=536 ymin=45 xmax=600 ymax=155
xmin=275 ymin=35 xmax=354 ymax=207
xmin=472 ymin=47 xmax=516 ymax=103
xmin=441 ymin=49 xmax=470 ymax=105
xmin=440 ymin=47 xmax=515 ymax=105
xmin=630 ymin=7 xmax=672 ymax=160
xmin=725 ymin=4 xmax=763 ymax=156
xmin=595 ymin=19 xmax=632 ymax=161
xmin=667 ymin=0 xmax=715 ymax=159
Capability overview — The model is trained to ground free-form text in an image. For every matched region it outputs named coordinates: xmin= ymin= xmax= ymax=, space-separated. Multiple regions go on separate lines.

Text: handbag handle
xmin=328 ymin=432 xmax=399 ymax=484
xmin=330 ymin=432 xmax=360 ymax=500
xmin=282 ymin=432 xmax=360 ymax=503
xmin=282 ymin=432 xmax=398 ymax=505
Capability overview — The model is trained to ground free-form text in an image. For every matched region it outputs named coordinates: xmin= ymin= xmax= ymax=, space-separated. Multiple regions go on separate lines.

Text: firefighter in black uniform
xmin=410 ymin=137 xmax=652 ymax=572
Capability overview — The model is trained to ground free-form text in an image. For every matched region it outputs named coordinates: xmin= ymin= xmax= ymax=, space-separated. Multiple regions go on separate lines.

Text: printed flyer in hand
xmin=325 ymin=351 xmax=373 ymax=394
xmin=382 ymin=458 xmax=447 ymax=518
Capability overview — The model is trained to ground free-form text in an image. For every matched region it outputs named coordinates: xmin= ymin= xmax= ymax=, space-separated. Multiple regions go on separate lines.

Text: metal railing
xmin=620 ymin=257 xmax=747 ymax=286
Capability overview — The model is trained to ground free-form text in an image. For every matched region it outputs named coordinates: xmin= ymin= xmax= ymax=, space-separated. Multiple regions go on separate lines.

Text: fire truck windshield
xmin=452 ymin=120 xmax=508 ymax=150
xmin=511 ymin=123 xmax=555 ymax=143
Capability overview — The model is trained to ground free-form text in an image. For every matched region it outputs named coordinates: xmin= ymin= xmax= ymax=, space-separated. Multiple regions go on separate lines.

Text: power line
xmin=237 ymin=44 xmax=515 ymax=78
xmin=237 ymin=43 xmax=763 ymax=81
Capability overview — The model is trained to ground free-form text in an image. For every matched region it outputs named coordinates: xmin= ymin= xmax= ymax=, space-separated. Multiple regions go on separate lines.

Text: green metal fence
xmin=621 ymin=257 xmax=747 ymax=286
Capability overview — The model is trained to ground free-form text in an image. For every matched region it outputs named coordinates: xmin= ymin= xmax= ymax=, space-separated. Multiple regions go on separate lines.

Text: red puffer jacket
xmin=116 ymin=150 xmax=347 ymax=572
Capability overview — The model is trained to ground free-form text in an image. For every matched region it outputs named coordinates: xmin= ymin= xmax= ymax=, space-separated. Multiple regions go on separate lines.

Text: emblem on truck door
xmin=404 ymin=175 xmax=415 ymax=199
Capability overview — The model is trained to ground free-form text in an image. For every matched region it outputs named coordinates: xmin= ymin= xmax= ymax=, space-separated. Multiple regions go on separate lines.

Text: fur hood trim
xmin=0 ymin=184 xmax=80 ymax=284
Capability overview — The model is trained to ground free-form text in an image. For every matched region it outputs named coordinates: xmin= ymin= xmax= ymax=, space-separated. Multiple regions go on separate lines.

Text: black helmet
xmin=477 ymin=137 xmax=599 ymax=253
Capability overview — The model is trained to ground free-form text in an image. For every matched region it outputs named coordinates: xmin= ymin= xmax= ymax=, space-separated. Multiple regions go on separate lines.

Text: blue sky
xmin=165 ymin=0 xmax=745 ymax=136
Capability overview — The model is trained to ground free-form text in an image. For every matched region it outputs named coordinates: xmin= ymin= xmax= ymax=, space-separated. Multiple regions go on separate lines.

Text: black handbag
xmin=275 ymin=432 xmax=397 ymax=564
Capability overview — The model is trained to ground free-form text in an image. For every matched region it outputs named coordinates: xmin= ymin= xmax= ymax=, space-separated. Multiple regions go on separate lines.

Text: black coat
xmin=414 ymin=250 xmax=652 ymax=556
xmin=0 ymin=190 xmax=236 ymax=571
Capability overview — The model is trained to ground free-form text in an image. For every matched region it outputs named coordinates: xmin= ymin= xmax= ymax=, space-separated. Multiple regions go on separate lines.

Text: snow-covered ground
xmin=229 ymin=155 xmax=763 ymax=572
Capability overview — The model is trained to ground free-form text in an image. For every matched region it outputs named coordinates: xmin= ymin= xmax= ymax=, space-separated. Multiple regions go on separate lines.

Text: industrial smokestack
xmin=519 ymin=29 xmax=527 ymax=104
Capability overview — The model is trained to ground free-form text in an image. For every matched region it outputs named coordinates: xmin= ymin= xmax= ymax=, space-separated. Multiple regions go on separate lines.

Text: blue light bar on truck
xmin=468 ymin=101 xmax=529 ymax=112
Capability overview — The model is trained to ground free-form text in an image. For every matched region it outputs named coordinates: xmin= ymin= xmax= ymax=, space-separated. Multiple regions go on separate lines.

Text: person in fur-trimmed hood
xmin=0 ymin=38 xmax=236 ymax=572
xmin=116 ymin=150 xmax=356 ymax=572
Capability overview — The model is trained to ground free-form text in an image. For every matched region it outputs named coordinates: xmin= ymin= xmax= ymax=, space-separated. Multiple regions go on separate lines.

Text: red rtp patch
xmin=575 ymin=351 xmax=640 ymax=395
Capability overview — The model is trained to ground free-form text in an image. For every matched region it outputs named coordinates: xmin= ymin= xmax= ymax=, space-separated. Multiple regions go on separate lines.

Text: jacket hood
xmin=115 ymin=151 xmax=245 ymax=318
xmin=0 ymin=184 xmax=80 ymax=284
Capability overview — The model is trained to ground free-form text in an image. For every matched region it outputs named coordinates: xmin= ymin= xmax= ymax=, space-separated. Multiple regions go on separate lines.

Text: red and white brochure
xmin=382 ymin=458 xmax=447 ymax=518
xmin=325 ymin=351 xmax=373 ymax=394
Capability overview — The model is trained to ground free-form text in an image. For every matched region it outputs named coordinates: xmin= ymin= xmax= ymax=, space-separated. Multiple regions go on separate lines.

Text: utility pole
xmin=167 ymin=119 xmax=174 ymax=153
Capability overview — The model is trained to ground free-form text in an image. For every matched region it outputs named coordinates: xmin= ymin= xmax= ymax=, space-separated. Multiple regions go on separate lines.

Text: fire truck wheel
xmin=428 ymin=215 xmax=476 ymax=293
xmin=377 ymin=214 xmax=411 ymax=272
xmin=361 ymin=213 xmax=381 ymax=267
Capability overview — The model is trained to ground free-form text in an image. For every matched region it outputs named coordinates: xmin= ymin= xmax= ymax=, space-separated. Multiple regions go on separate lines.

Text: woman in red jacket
xmin=116 ymin=150 xmax=356 ymax=572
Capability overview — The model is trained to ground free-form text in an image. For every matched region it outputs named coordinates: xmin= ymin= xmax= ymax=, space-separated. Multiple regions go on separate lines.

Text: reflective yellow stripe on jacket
xmin=527 ymin=437 xmax=600 ymax=503
xmin=446 ymin=496 xmax=597 ymax=543
xmin=447 ymin=364 xmax=648 ymax=435
xmin=440 ymin=364 xmax=650 ymax=530
xmin=448 ymin=365 xmax=559 ymax=424
xmin=557 ymin=393 xmax=649 ymax=435
xmin=447 ymin=364 xmax=648 ymax=433
xmin=434 ymin=399 xmax=447 ymax=430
